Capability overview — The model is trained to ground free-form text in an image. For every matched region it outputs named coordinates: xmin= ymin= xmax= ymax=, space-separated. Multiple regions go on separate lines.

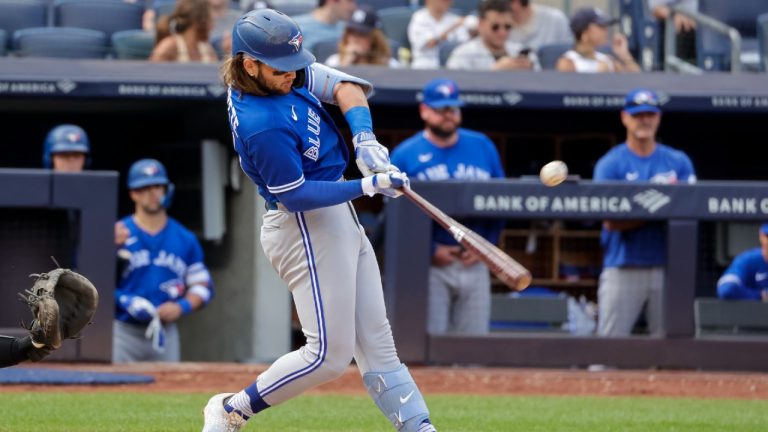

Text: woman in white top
xmin=325 ymin=5 xmax=401 ymax=68
xmin=408 ymin=0 xmax=471 ymax=69
xmin=556 ymin=7 xmax=639 ymax=73
xmin=150 ymin=0 xmax=218 ymax=63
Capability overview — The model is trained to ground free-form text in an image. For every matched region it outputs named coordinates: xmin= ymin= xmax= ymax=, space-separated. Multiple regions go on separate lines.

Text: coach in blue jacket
xmin=717 ymin=224 xmax=768 ymax=302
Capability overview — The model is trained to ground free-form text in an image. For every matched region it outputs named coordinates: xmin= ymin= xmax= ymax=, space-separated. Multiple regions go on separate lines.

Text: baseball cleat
xmin=202 ymin=393 xmax=246 ymax=432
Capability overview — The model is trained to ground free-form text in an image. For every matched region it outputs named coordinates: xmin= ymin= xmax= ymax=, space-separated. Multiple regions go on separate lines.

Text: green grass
xmin=0 ymin=392 xmax=767 ymax=431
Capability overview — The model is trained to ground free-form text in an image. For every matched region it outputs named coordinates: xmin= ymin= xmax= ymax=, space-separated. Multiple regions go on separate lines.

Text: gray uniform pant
xmin=597 ymin=267 xmax=664 ymax=337
xmin=428 ymin=261 xmax=490 ymax=335
xmin=257 ymin=202 xmax=401 ymax=406
xmin=113 ymin=320 xmax=180 ymax=363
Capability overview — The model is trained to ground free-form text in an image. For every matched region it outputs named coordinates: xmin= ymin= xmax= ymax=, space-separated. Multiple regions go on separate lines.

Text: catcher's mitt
xmin=19 ymin=269 xmax=99 ymax=349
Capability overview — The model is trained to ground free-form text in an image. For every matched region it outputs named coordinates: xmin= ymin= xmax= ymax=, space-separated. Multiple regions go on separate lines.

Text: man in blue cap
xmin=391 ymin=78 xmax=506 ymax=336
xmin=717 ymin=223 xmax=768 ymax=302
xmin=42 ymin=124 xmax=91 ymax=173
xmin=593 ymin=88 xmax=696 ymax=337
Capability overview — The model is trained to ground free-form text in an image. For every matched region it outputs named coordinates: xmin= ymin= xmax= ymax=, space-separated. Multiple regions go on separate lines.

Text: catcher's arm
xmin=0 ymin=335 xmax=51 ymax=368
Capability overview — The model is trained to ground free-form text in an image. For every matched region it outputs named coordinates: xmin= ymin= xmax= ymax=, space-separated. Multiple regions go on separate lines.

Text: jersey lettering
xmin=153 ymin=250 xmax=188 ymax=276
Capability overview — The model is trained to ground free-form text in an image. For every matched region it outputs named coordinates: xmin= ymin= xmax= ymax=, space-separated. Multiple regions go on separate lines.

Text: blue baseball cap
xmin=760 ymin=223 xmax=768 ymax=235
xmin=422 ymin=78 xmax=465 ymax=109
xmin=623 ymin=88 xmax=662 ymax=115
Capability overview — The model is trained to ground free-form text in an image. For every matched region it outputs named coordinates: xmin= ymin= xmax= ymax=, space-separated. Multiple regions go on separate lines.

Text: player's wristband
xmin=344 ymin=106 xmax=373 ymax=136
xmin=178 ymin=298 xmax=193 ymax=315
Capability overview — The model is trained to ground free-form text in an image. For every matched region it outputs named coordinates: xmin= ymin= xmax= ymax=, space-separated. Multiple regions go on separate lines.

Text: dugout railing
xmin=0 ymin=169 xmax=117 ymax=362
xmin=384 ymin=180 xmax=768 ymax=371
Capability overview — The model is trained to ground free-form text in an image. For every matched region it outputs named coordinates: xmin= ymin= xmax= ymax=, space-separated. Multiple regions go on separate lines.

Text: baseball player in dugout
xmin=593 ymin=88 xmax=696 ymax=337
xmin=113 ymin=159 xmax=213 ymax=363
xmin=42 ymin=124 xmax=91 ymax=173
xmin=717 ymin=223 xmax=768 ymax=302
xmin=390 ymin=78 xmax=506 ymax=336
xmin=204 ymin=8 xmax=437 ymax=432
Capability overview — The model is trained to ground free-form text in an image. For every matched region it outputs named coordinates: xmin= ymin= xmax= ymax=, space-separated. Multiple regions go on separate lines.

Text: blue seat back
xmin=697 ymin=0 xmax=768 ymax=71
xmin=0 ymin=29 xmax=6 ymax=56
xmin=438 ymin=39 xmax=461 ymax=67
xmin=310 ymin=38 xmax=339 ymax=63
xmin=54 ymin=0 xmax=143 ymax=39
xmin=759 ymin=13 xmax=768 ymax=72
xmin=358 ymin=0 xmax=409 ymax=11
xmin=111 ymin=29 xmax=155 ymax=60
xmin=0 ymin=0 xmax=48 ymax=50
xmin=270 ymin=0 xmax=314 ymax=16
xmin=379 ymin=6 xmax=415 ymax=50
xmin=14 ymin=27 xmax=109 ymax=58
xmin=536 ymin=43 xmax=571 ymax=70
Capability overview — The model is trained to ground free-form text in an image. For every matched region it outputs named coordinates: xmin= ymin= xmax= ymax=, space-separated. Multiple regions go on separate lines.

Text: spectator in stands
xmin=325 ymin=5 xmax=401 ymax=68
xmin=717 ymin=224 xmax=768 ymax=302
xmin=292 ymin=0 xmax=357 ymax=51
xmin=648 ymin=0 xmax=697 ymax=63
xmin=447 ymin=0 xmax=538 ymax=71
xmin=508 ymin=0 xmax=572 ymax=50
xmin=113 ymin=159 xmax=213 ymax=362
xmin=593 ymin=88 xmax=696 ymax=337
xmin=150 ymin=0 xmax=219 ymax=63
xmin=408 ymin=0 xmax=471 ymax=69
xmin=42 ymin=124 xmax=90 ymax=173
xmin=391 ymin=78 xmax=506 ymax=335
xmin=556 ymin=7 xmax=640 ymax=73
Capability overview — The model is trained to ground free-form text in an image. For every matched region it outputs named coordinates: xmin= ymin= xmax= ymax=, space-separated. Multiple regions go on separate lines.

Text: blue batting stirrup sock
xmin=224 ymin=382 xmax=270 ymax=420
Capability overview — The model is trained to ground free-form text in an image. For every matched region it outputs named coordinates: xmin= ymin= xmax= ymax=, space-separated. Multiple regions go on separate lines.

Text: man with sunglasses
xmin=204 ymin=9 xmax=438 ymax=432
xmin=391 ymin=78 xmax=505 ymax=336
xmin=593 ymin=88 xmax=696 ymax=338
xmin=447 ymin=0 xmax=539 ymax=71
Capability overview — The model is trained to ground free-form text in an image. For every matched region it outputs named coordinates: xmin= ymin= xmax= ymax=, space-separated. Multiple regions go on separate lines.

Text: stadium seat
xmin=616 ymin=0 xmax=660 ymax=71
xmin=13 ymin=27 xmax=109 ymax=59
xmin=310 ymin=38 xmax=339 ymax=64
xmin=0 ymin=0 xmax=48 ymax=51
xmin=438 ymin=39 xmax=461 ymax=67
xmin=54 ymin=0 xmax=143 ymax=40
xmin=270 ymin=0 xmax=314 ymax=16
xmin=445 ymin=0 xmax=478 ymax=15
xmin=697 ymin=0 xmax=768 ymax=71
xmin=358 ymin=0 xmax=410 ymax=11
xmin=0 ymin=29 xmax=6 ymax=56
xmin=536 ymin=43 xmax=571 ymax=70
xmin=111 ymin=29 xmax=154 ymax=60
xmin=759 ymin=13 xmax=768 ymax=72
xmin=379 ymin=6 xmax=416 ymax=50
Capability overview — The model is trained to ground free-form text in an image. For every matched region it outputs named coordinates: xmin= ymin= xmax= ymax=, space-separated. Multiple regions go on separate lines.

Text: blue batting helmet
xmin=231 ymin=8 xmax=315 ymax=72
xmin=127 ymin=159 xmax=175 ymax=208
xmin=42 ymin=124 xmax=90 ymax=168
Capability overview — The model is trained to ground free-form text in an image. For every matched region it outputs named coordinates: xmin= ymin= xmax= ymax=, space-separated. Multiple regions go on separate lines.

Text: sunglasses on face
xmin=432 ymin=107 xmax=460 ymax=115
xmin=490 ymin=23 xmax=513 ymax=32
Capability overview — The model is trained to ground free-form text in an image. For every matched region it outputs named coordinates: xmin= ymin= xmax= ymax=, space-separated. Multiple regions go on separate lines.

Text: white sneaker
xmin=202 ymin=393 xmax=247 ymax=432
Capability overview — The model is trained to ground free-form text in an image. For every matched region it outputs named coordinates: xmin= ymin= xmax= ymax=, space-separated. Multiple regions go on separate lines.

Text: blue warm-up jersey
xmin=593 ymin=143 xmax=696 ymax=268
xmin=391 ymin=128 xmax=506 ymax=247
xmin=717 ymin=247 xmax=768 ymax=300
xmin=116 ymin=216 xmax=212 ymax=324
xmin=227 ymin=84 xmax=349 ymax=206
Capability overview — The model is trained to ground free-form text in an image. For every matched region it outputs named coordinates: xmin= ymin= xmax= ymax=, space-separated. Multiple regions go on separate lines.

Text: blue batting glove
xmin=352 ymin=132 xmax=397 ymax=176
xmin=119 ymin=295 xmax=157 ymax=323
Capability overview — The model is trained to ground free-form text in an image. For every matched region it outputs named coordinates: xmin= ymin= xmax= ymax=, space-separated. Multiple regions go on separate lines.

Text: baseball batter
xmin=203 ymin=9 xmax=436 ymax=432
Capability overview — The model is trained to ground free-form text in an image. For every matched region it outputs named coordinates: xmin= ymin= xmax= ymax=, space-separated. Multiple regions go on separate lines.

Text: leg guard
xmin=363 ymin=364 xmax=431 ymax=431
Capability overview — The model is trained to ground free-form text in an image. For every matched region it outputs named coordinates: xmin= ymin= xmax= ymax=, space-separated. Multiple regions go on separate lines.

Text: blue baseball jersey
xmin=227 ymin=84 xmax=349 ymax=206
xmin=717 ymin=247 xmax=768 ymax=300
xmin=593 ymin=143 xmax=696 ymax=267
xmin=391 ymin=128 xmax=506 ymax=246
xmin=116 ymin=216 xmax=212 ymax=324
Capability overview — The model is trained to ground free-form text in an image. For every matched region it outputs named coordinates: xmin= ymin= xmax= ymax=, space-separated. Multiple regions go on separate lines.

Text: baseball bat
xmin=400 ymin=187 xmax=532 ymax=291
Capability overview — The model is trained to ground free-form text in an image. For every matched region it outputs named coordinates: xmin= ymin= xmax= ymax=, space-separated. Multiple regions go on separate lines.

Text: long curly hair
xmin=337 ymin=28 xmax=392 ymax=66
xmin=156 ymin=0 xmax=212 ymax=44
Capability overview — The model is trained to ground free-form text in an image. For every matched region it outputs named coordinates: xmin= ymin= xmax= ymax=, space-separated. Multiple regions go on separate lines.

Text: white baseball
xmin=539 ymin=160 xmax=568 ymax=187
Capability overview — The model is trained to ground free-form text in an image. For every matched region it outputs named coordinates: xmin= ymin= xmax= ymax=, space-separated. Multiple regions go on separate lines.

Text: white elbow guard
xmin=305 ymin=62 xmax=375 ymax=105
